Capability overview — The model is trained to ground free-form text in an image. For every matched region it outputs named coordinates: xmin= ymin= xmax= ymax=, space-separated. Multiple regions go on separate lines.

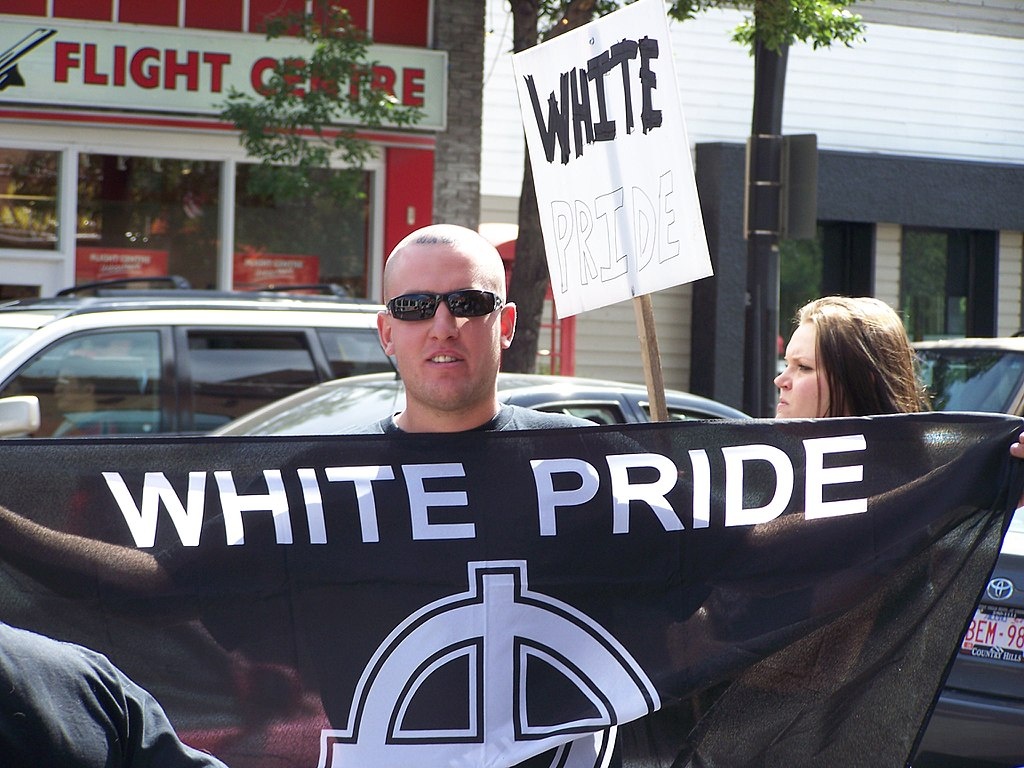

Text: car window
xmin=316 ymin=328 xmax=392 ymax=379
xmin=186 ymin=330 xmax=320 ymax=429
xmin=533 ymin=404 xmax=626 ymax=425
xmin=648 ymin=406 xmax=727 ymax=421
xmin=0 ymin=328 xmax=32 ymax=357
xmin=917 ymin=349 xmax=1024 ymax=414
xmin=1 ymin=330 xmax=162 ymax=436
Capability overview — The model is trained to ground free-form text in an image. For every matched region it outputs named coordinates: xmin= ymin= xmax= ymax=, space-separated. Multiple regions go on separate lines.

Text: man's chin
xmin=414 ymin=382 xmax=480 ymax=412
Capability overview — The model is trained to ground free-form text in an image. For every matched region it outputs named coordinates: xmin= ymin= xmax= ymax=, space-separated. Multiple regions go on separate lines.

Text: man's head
xmin=378 ymin=224 xmax=517 ymax=432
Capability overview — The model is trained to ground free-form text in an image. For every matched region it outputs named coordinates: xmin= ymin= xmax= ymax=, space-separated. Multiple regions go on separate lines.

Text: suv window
xmin=317 ymin=328 xmax=391 ymax=379
xmin=917 ymin=348 xmax=1024 ymax=413
xmin=5 ymin=330 xmax=163 ymax=436
xmin=0 ymin=329 xmax=31 ymax=357
xmin=186 ymin=330 xmax=321 ymax=431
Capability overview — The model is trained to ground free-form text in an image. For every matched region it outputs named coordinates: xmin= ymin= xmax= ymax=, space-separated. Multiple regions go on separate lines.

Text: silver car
xmin=916 ymin=337 xmax=1024 ymax=417
xmin=914 ymin=337 xmax=1024 ymax=767
xmin=212 ymin=371 xmax=749 ymax=436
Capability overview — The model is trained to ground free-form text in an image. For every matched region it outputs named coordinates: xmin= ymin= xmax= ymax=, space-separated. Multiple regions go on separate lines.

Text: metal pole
xmin=743 ymin=39 xmax=788 ymax=417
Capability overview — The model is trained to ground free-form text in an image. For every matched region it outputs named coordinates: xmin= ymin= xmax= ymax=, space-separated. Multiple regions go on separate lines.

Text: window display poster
xmin=233 ymin=252 xmax=320 ymax=289
xmin=76 ymin=247 xmax=168 ymax=283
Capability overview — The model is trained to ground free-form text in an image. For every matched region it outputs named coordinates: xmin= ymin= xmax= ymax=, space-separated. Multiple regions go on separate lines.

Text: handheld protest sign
xmin=511 ymin=0 xmax=713 ymax=320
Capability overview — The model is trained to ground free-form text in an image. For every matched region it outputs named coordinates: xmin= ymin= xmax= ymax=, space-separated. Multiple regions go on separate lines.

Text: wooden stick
xmin=633 ymin=293 xmax=668 ymax=422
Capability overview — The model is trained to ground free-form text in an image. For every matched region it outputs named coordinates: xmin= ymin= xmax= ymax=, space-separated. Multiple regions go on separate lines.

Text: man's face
xmin=377 ymin=243 xmax=516 ymax=431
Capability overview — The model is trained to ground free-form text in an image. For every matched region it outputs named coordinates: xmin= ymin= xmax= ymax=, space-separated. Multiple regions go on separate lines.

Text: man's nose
xmin=428 ymin=303 xmax=459 ymax=337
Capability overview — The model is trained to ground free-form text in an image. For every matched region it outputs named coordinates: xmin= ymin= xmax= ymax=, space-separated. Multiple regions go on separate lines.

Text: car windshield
xmin=917 ymin=348 xmax=1024 ymax=413
xmin=0 ymin=328 xmax=32 ymax=357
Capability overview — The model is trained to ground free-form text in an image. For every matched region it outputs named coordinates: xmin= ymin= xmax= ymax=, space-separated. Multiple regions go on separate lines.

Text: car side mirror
xmin=0 ymin=395 xmax=41 ymax=437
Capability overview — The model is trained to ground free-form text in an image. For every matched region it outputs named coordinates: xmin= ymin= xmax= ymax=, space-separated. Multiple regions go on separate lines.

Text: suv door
xmin=0 ymin=328 xmax=165 ymax=436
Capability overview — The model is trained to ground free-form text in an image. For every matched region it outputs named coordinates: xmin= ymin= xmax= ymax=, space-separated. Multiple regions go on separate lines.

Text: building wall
xmin=782 ymin=22 xmax=1023 ymax=163
xmin=0 ymin=0 xmax=441 ymax=296
xmin=482 ymin=4 xmax=1024 ymax=203
xmin=874 ymin=223 xmax=902 ymax=309
xmin=692 ymin=143 xmax=1024 ymax=408
xmin=856 ymin=0 xmax=1024 ymax=38
xmin=2 ymin=0 xmax=432 ymax=41
xmin=573 ymin=283 xmax=694 ymax=391
xmin=999 ymin=231 xmax=1024 ymax=336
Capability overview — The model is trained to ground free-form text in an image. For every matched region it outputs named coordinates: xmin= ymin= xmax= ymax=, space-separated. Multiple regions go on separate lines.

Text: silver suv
xmin=0 ymin=282 xmax=391 ymax=437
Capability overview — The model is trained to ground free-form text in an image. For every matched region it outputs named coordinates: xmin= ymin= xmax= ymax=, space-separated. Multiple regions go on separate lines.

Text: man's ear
xmin=499 ymin=302 xmax=517 ymax=350
xmin=377 ymin=310 xmax=395 ymax=355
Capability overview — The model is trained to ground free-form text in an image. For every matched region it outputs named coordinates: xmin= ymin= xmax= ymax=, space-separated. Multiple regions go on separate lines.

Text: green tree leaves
xmin=219 ymin=2 xmax=422 ymax=202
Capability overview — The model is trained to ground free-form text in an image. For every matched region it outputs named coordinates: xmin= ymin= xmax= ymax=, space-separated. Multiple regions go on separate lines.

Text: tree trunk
xmin=503 ymin=0 xmax=597 ymax=373
xmin=431 ymin=0 xmax=485 ymax=230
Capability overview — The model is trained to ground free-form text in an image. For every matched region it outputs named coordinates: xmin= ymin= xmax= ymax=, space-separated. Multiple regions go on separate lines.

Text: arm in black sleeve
xmin=0 ymin=622 xmax=227 ymax=768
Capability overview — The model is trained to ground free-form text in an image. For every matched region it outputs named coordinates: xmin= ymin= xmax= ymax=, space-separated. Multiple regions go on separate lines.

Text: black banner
xmin=0 ymin=412 xmax=1020 ymax=767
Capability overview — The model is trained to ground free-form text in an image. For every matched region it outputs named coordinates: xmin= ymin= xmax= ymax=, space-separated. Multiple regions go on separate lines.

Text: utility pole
xmin=743 ymin=38 xmax=788 ymax=417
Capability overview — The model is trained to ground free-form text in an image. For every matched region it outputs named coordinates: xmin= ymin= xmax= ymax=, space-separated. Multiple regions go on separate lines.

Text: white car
xmin=0 ymin=279 xmax=392 ymax=437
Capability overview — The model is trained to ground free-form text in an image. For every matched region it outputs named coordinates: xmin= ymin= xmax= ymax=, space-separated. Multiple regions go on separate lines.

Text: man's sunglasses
xmin=386 ymin=289 xmax=504 ymax=321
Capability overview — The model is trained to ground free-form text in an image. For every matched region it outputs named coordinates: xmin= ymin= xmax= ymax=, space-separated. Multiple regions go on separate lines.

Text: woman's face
xmin=774 ymin=321 xmax=829 ymax=418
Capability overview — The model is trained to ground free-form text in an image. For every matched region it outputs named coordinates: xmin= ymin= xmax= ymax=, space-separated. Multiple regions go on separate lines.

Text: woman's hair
xmin=795 ymin=296 xmax=931 ymax=416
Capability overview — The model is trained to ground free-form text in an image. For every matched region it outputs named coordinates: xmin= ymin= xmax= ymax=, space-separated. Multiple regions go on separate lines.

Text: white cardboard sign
xmin=512 ymin=0 xmax=713 ymax=317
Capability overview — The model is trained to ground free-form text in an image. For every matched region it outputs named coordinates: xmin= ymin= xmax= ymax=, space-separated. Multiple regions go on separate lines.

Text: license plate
xmin=960 ymin=604 xmax=1024 ymax=663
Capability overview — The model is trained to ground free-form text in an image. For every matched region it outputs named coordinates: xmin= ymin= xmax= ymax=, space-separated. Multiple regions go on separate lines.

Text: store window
xmin=234 ymin=164 xmax=372 ymax=297
xmin=779 ymin=222 xmax=876 ymax=346
xmin=901 ymin=228 xmax=997 ymax=341
xmin=779 ymin=233 xmax=823 ymax=340
xmin=76 ymin=155 xmax=221 ymax=288
xmin=0 ymin=148 xmax=59 ymax=251
xmin=779 ymin=223 xmax=875 ymax=337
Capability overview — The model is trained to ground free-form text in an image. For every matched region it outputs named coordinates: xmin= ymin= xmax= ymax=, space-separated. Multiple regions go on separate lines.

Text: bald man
xmin=367 ymin=224 xmax=590 ymax=434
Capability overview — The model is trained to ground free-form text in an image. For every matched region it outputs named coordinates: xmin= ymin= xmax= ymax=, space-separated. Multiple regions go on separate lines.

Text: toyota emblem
xmin=987 ymin=577 xmax=1015 ymax=601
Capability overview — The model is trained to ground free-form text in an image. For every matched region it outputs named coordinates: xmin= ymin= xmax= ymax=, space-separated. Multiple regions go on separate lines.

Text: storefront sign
xmin=0 ymin=19 xmax=447 ymax=129
xmin=76 ymin=246 xmax=168 ymax=282
xmin=512 ymin=0 xmax=712 ymax=317
xmin=233 ymin=252 xmax=320 ymax=289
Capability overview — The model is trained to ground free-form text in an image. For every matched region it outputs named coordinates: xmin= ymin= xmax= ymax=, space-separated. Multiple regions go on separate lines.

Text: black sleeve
xmin=0 ymin=622 xmax=228 ymax=768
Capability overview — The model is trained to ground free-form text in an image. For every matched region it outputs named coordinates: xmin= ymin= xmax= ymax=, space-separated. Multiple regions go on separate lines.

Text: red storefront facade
xmin=0 ymin=0 xmax=442 ymax=298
